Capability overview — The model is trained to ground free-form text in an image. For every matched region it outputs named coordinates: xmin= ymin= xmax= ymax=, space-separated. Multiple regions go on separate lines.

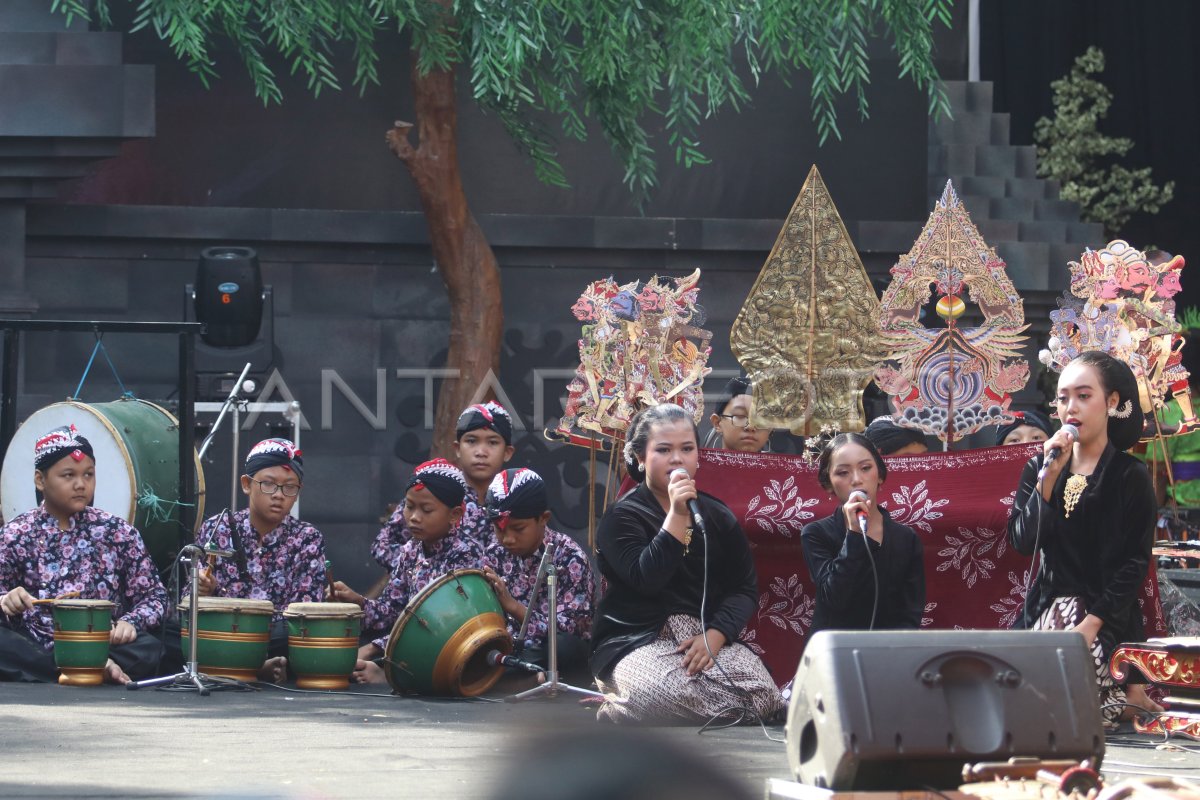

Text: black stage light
xmin=194 ymin=246 xmax=264 ymax=347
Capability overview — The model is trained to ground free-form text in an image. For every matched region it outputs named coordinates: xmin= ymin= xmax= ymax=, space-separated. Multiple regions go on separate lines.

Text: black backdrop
xmin=981 ymin=0 xmax=1200 ymax=312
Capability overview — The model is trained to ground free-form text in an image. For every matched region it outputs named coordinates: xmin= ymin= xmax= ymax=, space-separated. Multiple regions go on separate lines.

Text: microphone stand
xmin=507 ymin=541 xmax=604 ymax=702
xmin=197 ymin=361 xmax=253 ymax=461
xmin=127 ymin=545 xmax=253 ymax=695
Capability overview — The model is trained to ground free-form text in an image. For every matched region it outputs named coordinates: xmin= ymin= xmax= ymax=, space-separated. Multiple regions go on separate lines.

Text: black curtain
xmin=981 ymin=0 xmax=1200 ymax=311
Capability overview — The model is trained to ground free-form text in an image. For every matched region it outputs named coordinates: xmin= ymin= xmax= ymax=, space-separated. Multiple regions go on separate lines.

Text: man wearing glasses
xmin=193 ymin=438 xmax=326 ymax=682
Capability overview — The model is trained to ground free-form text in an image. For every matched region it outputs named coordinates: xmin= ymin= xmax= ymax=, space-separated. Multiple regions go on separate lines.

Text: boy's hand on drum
xmin=0 ymin=586 xmax=34 ymax=616
xmin=329 ymin=581 xmax=365 ymax=607
xmin=197 ymin=568 xmax=217 ymax=597
xmin=110 ymin=620 xmax=137 ymax=645
xmin=675 ymin=629 xmax=727 ymax=676
xmin=481 ymin=566 xmax=524 ymax=619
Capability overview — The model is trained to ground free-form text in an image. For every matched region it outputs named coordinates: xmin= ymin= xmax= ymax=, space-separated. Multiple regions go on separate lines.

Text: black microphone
xmin=487 ymin=650 xmax=543 ymax=674
xmin=1036 ymin=423 xmax=1079 ymax=484
xmin=669 ymin=468 xmax=707 ymax=535
xmin=847 ymin=489 xmax=869 ymax=536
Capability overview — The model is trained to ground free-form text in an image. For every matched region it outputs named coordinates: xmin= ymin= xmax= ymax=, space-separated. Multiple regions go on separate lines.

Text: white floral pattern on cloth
xmin=0 ymin=506 xmax=168 ymax=648
xmin=197 ymin=508 xmax=326 ymax=622
xmin=935 ymin=525 xmax=1006 ymax=588
xmin=483 ymin=527 xmax=594 ymax=650
xmin=745 ymin=477 xmax=820 ymax=537
xmin=673 ymin=445 xmax=1167 ymax=688
xmin=885 ymin=479 xmax=949 ymax=533
xmin=990 ymin=569 xmax=1031 ymax=628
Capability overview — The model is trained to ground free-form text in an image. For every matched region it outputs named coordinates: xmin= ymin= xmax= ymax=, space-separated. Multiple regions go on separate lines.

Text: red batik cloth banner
xmin=686 ymin=444 xmax=1168 ymax=686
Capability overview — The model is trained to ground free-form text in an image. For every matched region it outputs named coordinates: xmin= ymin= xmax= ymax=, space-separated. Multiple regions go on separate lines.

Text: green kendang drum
xmin=384 ymin=569 xmax=512 ymax=697
xmin=0 ymin=398 xmax=206 ymax=572
xmin=53 ymin=599 xmax=115 ymax=686
xmin=180 ymin=597 xmax=274 ymax=681
xmin=284 ymin=602 xmax=364 ymax=690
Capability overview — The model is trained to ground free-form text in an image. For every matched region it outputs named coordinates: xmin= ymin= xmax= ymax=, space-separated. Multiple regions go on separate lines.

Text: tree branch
xmin=386 ymin=120 xmax=415 ymax=165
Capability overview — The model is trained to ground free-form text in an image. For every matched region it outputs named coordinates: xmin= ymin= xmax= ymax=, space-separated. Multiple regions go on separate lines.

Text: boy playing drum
xmin=0 ymin=425 xmax=168 ymax=684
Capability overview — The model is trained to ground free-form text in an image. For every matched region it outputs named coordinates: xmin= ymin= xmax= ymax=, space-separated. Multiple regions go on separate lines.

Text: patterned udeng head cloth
xmin=244 ymin=438 xmax=304 ymax=480
xmin=455 ymin=401 xmax=513 ymax=445
xmin=485 ymin=468 xmax=548 ymax=529
xmin=407 ymin=458 xmax=469 ymax=508
xmin=993 ymin=409 xmax=1054 ymax=446
xmin=34 ymin=424 xmax=94 ymax=472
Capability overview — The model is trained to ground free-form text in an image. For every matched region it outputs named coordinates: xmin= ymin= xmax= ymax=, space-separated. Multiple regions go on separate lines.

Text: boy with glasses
xmin=192 ymin=438 xmax=326 ymax=681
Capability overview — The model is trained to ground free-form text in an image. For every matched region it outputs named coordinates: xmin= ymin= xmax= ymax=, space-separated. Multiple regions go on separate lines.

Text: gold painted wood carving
xmin=730 ymin=165 xmax=884 ymax=435
xmin=876 ymin=181 xmax=1030 ymax=444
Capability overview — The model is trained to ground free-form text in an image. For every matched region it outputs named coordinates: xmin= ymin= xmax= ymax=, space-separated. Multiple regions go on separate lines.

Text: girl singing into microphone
xmin=801 ymin=432 xmax=925 ymax=638
xmin=590 ymin=403 xmax=784 ymax=724
xmin=1008 ymin=350 xmax=1163 ymax=724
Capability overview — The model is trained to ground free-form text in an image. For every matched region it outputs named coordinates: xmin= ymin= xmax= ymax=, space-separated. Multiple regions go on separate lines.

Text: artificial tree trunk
xmin=387 ymin=57 xmax=503 ymax=458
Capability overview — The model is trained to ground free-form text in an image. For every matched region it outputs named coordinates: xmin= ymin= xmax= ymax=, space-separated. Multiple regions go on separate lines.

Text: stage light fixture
xmin=194 ymin=246 xmax=264 ymax=347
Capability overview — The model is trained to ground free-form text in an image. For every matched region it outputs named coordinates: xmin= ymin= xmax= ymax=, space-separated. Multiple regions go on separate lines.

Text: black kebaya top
xmin=801 ymin=506 xmax=925 ymax=637
xmin=589 ymin=482 xmax=758 ymax=680
xmin=1007 ymin=444 xmax=1154 ymax=650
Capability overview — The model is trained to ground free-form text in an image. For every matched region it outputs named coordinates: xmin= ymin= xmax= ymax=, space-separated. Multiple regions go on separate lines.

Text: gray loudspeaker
xmin=786 ymin=630 xmax=1105 ymax=790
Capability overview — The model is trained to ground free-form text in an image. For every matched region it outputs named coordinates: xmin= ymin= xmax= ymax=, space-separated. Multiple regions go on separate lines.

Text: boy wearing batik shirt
xmin=370 ymin=402 xmax=514 ymax=570
xmin=481 ymin=468 xmax=595 ymax=671
xmin=194 ymin=438 xmax=325 ymax=680
xmin=337 ymin=459 xmax=486 ymax=680
xmin=0 ymin=425 xmax=168 ymax=684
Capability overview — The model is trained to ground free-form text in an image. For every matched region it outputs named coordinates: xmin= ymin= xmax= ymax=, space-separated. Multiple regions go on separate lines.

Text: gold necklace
xmin=682 ymin=527 xmax=693 ymax=555
xmin=1063 ymin=473 xmax=1088 ymax=519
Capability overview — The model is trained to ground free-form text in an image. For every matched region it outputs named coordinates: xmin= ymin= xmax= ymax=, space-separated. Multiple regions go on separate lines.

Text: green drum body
xmin=284 ymin=602 xmax=363 ymax=690
xmin=53 ymin=599 xmax=114 ymax=686
xmin=384 ymin=569 xmax=512 ymax=697
xmin=0 ymin=398 xmax=206 ymax=572
xmin=180 ymin=597 xmax=274 ymax=681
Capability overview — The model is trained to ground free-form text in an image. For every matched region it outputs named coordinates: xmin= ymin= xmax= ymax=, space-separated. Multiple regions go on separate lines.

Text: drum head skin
xmin=283 ymin=602 xmax=364 ymax=618
xmin=54 ymin=599 xmax=116 ymax=611
xmin=178 ymin=597 xmax=275 ymax=615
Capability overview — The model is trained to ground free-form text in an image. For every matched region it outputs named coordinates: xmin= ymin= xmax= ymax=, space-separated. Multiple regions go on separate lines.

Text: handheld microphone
xmin=669 ymin=468 xmax=706 ymax=535
xmin=486 ymin=650 xmax=543 ymax=674
xmin=1036 ymin=423 xmax=1079 ymax=484
xmin=847 ymin=489 xmax=870 ymax=535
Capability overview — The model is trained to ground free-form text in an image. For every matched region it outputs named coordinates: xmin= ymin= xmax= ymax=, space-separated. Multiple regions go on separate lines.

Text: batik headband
xmin=406 ymin=458 xmax=468 ymax=508
xmin=244 ymin=437 xmax=304 ymax=480
xmin=34 ymin=424 xmax=94 ymax=472
xmin=485 ymin=468 xmax=548 ymax=530
xmin=455 ymin=401 xmax=513 ymax=445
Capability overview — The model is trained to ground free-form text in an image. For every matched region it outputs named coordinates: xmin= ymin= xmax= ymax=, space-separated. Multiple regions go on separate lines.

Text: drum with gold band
xmin=283 ymin=602 xmax=363 ymax=690
xmin=384 ymin=569 xmax=512 ymax=697
xmin=180 ymin=597 xmax=274 ymax=681
xmin=53 ymin=599 xmax=114 ymax=686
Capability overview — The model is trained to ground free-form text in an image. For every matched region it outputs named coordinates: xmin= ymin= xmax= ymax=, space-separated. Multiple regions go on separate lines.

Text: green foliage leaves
xmin=55 ymin=0 xmax=952 ymax=205
xmin=1033 ymin=46 xmax=1174 ymax=237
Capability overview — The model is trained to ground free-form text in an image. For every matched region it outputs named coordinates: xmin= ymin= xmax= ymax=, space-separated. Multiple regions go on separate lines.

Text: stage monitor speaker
xmin=786 ymin=630 xmax=1104 ymax=790
xmin=194 ymin=246 xmax=264 ymax=347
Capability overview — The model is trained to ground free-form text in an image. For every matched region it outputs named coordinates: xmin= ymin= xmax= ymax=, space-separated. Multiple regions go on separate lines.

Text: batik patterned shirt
xmin=0 ymin=505 xmax=168 ymax=648
xmin=371 ymin=486 xmax=492 ymax=570
xmin=196 ymin=509 xmax=326 ymax=621
xmin=367 ymin=532 xmax=487 ymax=648
xmin=484 ymin=527 xmax=595 ymax=650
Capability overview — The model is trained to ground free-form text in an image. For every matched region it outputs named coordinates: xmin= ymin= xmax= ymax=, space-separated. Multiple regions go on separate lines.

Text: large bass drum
xmin=0 ymin=398 xmax=205 ymax=571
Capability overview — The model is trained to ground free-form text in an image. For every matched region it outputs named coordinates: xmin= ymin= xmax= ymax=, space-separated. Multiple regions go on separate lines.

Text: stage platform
xmin=1 ymin=682 xmax=1197 ymax=799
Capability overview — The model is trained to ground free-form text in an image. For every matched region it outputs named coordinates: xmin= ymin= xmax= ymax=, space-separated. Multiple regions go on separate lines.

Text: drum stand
xmin=507 ymin=543 xmax=604 ymax=702
xmin=128 ymin=545 xmax=254 ymax=695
